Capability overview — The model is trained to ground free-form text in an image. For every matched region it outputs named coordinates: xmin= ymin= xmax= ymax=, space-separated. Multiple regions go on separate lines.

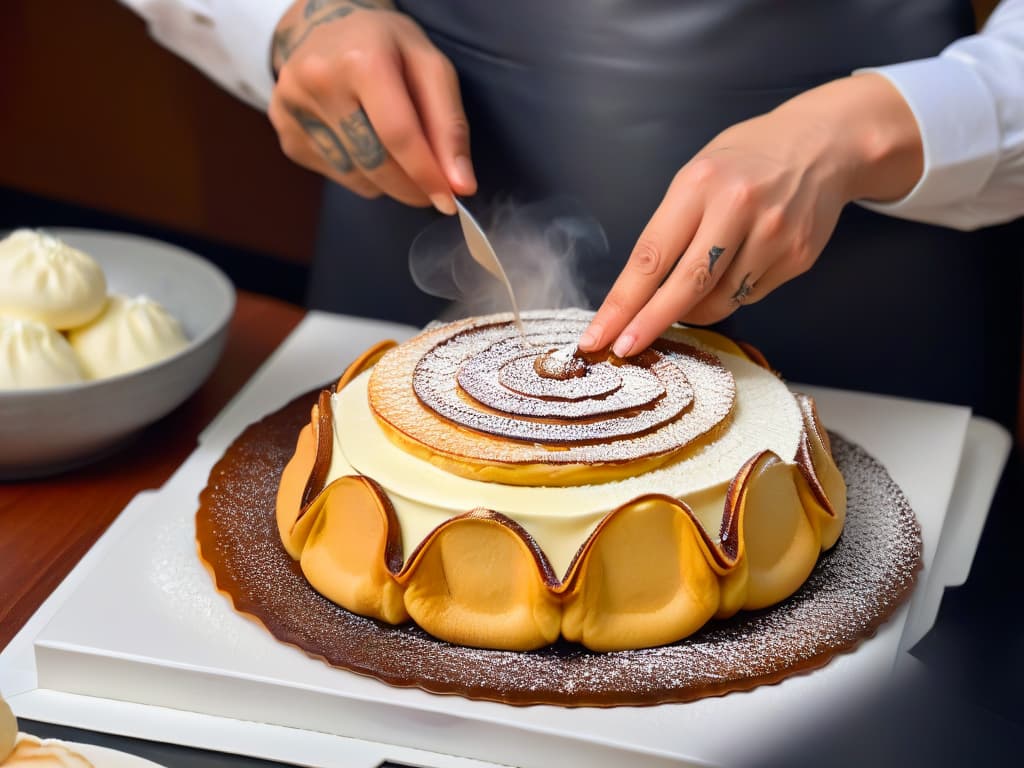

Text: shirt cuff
xmin=854 ymin=56 xmax=1001 ymax=215
xmin=216 ymin=0 xmax=294 ymax=108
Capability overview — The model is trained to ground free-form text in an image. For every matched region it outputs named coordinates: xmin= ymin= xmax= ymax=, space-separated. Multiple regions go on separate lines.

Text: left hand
xmin=578 ymin=74 xmax=924 ymax=357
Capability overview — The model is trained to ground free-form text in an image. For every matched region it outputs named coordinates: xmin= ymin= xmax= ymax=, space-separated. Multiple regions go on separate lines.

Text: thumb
xmin=405 ymin=48 xmax=477 ymax=196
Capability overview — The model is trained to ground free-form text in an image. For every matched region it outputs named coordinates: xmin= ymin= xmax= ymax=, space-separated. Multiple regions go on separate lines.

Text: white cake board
xmin=0 ymin=312 xmax=1010 ymax=768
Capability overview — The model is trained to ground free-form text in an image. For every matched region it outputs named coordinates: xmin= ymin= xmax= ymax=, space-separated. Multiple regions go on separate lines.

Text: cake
xmin=273 ymin=309 xmax=847 ymax=652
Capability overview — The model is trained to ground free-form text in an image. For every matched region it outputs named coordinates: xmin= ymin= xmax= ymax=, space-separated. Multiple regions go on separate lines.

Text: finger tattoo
xmin=292 ymin=109 xmax=355 ymax=174
xmin=340 ymin=108 xmax=387 ymax=170
xmin=708 ymin=245 xmax=725 ymax=273
xmin=731 ymin=272 xmax=754 ymax=305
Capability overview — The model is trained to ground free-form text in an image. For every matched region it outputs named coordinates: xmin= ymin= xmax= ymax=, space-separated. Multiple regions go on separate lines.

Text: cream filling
xmin=329 ymin=350 xmax=802 ymax=579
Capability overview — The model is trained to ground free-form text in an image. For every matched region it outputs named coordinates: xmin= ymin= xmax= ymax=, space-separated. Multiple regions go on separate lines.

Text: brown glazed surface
xmin=196 ymin=390 xmax=922 ymax=707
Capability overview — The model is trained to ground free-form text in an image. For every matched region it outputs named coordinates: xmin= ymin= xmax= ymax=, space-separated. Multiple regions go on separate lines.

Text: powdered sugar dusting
xmin=198 ymin=401 xmax=922 ymax=708
xmin=373 ymin=310 xmax=735 ymax=466
xmin=500 ymin=353 xmax=623 ymax=401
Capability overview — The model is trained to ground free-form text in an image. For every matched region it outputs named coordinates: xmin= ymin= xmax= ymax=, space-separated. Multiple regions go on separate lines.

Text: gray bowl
xmin=0 ymin=229 xmax=235 ymax=480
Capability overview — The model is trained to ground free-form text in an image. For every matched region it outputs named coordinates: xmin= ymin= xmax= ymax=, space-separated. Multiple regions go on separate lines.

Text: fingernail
xmin=430 ymin=193 xmax=456 ymax=216
xmin=578 ymin=330 xmax=598 ymax=351
xmin=613 ymin=333 xmax=635 ymax=358
xmin=453 ymin=155 xmax=476 ymax=191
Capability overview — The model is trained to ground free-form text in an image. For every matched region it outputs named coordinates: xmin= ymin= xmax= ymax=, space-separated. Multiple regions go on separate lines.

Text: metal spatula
xmin=454 ymin=198 xmax=525 ymax=335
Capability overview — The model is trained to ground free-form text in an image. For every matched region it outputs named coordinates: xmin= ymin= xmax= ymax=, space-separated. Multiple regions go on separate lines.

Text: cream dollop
xmin=0 ymin=316 xmax=85 ymax=389
xmin=0 ymin=230 xmax=107 ymax=330
xmin=67 ymin=294 xmax=187 ymax=379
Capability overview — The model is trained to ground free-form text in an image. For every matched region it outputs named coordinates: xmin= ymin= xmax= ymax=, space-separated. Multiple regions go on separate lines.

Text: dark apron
xmin=308 ymin=0 xmax=1022 ymax=429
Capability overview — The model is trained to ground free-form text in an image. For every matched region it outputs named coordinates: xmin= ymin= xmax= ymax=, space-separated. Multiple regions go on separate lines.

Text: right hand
xmin=268 ymin=0 xmax=476 ymax=214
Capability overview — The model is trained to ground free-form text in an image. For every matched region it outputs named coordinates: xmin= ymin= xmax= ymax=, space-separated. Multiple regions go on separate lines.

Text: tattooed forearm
xmin=340 ymin=108 xmax=386 ymax=169
xmin=292 ymin=109 xmax=355 ymax=174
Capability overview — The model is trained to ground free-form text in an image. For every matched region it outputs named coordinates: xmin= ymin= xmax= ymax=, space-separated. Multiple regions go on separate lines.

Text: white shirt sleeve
xmin=857 ymin=0 xmax=1024 ymax=230
xmin=119 ymin=0 xmax=293 ymax=109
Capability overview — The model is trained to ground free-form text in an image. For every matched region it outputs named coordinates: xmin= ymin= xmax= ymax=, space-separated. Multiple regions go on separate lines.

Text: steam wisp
xmin=409 ymin=197 xmax=607 ymax=323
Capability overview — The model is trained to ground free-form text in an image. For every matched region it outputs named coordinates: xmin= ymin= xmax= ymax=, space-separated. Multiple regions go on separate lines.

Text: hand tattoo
xmin=292 ymin=109 xmax=355 ymax=174
xmin=340 ymin=108 xmax=386 ymax=169
xmin=272 ymin=27 xmax=296 ymax=71
xmin=275 ymin=1 xmax=390 ymax=71
xmin=305 ymin=0 xmax=379 ymax=16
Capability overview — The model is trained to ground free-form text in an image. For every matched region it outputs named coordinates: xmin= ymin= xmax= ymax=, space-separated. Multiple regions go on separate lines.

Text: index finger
xmin=357 ymin=62 xmax=457 ymax=214
xmin=577 ymin=193 xmax=702 ymax=353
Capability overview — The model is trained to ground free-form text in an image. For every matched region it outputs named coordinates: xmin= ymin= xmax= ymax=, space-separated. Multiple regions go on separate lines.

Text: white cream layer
xmin=329 ymin=348 xmax=803 ymax=579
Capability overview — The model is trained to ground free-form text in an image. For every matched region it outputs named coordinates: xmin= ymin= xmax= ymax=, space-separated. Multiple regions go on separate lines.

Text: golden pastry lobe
xmin=273 ymin=310 xmax=847 ymax=652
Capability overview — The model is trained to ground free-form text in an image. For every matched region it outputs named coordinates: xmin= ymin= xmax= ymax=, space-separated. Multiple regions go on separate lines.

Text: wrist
xmin=776 ymin=74 xmax=924 ymax=204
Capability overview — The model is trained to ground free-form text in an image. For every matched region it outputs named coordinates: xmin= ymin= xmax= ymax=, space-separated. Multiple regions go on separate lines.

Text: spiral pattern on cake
xmin=368 ymin=310 xmax=738 ymax=481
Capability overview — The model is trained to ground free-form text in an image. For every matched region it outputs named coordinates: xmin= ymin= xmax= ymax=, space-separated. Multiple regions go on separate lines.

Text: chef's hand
xmin=578 ymin=74 xmax=924 ymax=357
xmin=268 ymin=0 xmax=476 ymax=214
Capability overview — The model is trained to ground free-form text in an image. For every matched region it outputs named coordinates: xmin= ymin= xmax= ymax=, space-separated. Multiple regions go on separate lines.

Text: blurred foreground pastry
xmin=0 ymin=230 xmax=106 ymax=330
xmin=0 ymin=317 xmax=85 ymax=390
xmin=68 ymin=294 xmax=188 ymax=379
xmin=0 ymin=695 xmax=92 ymax=767
xmin=270 ymin=309 xmax=847 ymax=652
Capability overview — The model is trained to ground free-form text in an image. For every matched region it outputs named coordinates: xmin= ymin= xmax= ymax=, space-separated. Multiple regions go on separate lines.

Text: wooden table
xmin=0 ymin=290 xmax=305 ymax=652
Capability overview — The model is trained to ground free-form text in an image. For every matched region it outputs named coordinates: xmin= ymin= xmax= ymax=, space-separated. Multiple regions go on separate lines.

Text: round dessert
xmin=271 ymin=310 xmax=848 ymax=652
xmin=0 ymin=229 xmax=106 ymax=330
xmin=68 ymin=294 xmax=188 ymax=379
xmin=0 ymin=317 xmax=86 ymax=390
